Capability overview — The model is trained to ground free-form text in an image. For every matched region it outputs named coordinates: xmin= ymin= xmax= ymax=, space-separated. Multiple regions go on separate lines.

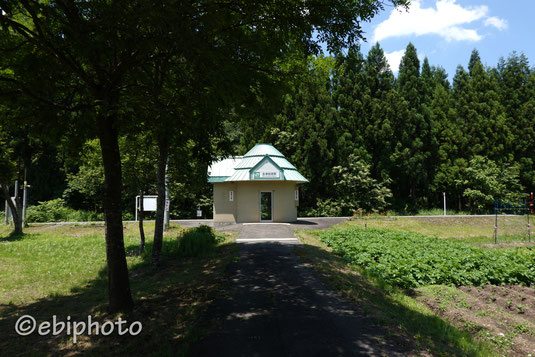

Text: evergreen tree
xmin=392 ymin=43 xmax=430 ymax=209
xmin=331 ymin=47 xmax=369 ymax=162
xmin=497 ymin=53 xmax=535 ymax=191
xmin=361 ymin=43 xmax=396 ymax=183
xmin=267 ymin=57 xmax=339 ymax=209
xmin=459 ymin=50 xmax=510 ymax=162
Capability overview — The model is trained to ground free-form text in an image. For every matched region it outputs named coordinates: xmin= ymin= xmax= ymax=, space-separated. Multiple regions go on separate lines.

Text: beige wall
xmin=213 ymin=182 xmax=237 ymax=223
xmin=213 ymin=181 xmax=299 ymax=223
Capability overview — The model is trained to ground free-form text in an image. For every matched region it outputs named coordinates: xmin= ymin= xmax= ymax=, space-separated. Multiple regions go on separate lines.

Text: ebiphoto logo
xmin=15 ymin=315 xmax=142 ymax=343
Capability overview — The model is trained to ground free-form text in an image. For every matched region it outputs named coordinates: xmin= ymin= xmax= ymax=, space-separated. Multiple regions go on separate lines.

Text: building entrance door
xmin=260 ymin=191 xmax=273 ymax=222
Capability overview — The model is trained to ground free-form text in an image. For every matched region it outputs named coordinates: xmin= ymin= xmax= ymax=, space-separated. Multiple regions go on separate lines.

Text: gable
xmin=250 ymin=156 xmax=283 ymax=180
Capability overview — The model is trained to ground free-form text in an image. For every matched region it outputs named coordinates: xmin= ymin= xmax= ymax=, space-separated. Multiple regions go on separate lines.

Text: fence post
xmin=494 ymin=200 xmax=498 ymax=244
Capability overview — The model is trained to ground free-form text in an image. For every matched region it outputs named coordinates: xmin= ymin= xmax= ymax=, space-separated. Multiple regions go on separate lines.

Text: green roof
xmin=207 ymin=144 xmax=308 ymax=183
xmin=242 ymin=143 xmax=285 ymax=157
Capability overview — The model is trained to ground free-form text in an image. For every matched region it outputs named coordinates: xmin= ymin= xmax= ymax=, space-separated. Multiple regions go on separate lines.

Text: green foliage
xmin=302 ymin=198 xmax=343 ymax=217
xmin=176 ymin=225 xmax=222 ymax=257
xmin=243 ymin=44 xmax=535 ymax=215
xmin=62 ymin=140 xmax=105 ymax=211
xmin=320 ymin=227 xmax=535 ymax=289
xmin=0 ymin=133 xmax=16 ymax=184
xmin=456 ymin=156 xmax=524 ymax=212
xmin=332 ymin=154 xmax=391 ymax=215
xmin=25 ymin=199 xmax=104 ymax=223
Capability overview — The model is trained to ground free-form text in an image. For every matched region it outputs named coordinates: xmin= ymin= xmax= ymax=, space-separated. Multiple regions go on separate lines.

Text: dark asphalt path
xmin=189 ymin=223 xmax=410 ymax=357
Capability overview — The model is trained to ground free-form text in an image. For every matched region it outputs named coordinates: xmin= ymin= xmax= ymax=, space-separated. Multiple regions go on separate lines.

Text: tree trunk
xmin=1 ymin=183 xmax=22 ymax=235
xmin=152 ymin=136 xmax=169 ymax=265
xmin=138 ymin=191 xmax=145 ymax=254
xmin=96 ymin=112 xmax=134 ymax=313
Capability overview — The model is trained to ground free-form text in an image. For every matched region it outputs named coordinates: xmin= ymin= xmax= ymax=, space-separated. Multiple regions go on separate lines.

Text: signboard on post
xmin=135 ymin=195 xmax=158 ymax=221
xmin=165 ymin=199 xmax=170 ymax=212
xmin=196 ymin=209 xmax=202 ymax=218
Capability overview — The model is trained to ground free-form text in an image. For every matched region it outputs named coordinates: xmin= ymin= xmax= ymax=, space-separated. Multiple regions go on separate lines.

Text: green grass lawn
xmin=0 ymin=223 xmax=238 ymax=356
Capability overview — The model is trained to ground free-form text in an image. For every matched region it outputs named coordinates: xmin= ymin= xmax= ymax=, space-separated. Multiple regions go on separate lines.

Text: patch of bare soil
xmin=417 ymin=285 xmax=535 ymax=356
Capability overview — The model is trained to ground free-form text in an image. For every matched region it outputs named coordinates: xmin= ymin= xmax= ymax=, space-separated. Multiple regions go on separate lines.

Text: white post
xmin=4 ymin=200 xmax=9 ymax=225
xmin=443 ymin=192 xmax=446 ymax=216
xmin=22 ymin=180 xmax=28 ymax=225
xmin=164 ymin=161 xmax=170 ymax=229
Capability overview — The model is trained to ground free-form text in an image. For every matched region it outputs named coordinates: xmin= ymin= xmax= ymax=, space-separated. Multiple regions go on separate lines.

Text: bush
xmin=320 ymin=227 xmax=535 ymax=289
xmin=26 ymin=199 xmax=104 ymax=223
xmin=300 ymin=198 xmax=343 ymax=217
xmin=176 ymin=225 xmax=221 ymax=257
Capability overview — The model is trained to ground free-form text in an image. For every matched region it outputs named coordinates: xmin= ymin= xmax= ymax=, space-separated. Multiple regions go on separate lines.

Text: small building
xmin=208 ymin=143 xmax=308 ymax=223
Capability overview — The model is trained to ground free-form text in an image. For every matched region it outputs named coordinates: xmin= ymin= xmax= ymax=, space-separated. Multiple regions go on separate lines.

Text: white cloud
xmin=484 ymin=16 xmax=508 ymax=30
xmin=384 ymin=49 xmax=405 ymax=73
xmin=372 ymin=0 xmax=506 ymax=43
xmin=444 ymin=27 xmax=482 ymax=41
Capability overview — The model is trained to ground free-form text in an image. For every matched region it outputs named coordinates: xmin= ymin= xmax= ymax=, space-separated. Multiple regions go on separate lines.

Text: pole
xmin=11 ymin=180 xmax=18 ymax=228
xmin=135 ymin=195 xmax=138 ymax=222
xmin=443 ymin=192 xmax=446 ymax=216
xmin=163 ymin=160 xmax=170 ymax=230
xmin=22 ymin=180 xmax=28 ymax=226
xmin=527 ymin=211 xmax=530 ymax=243
xmin=494 ymin=201 xmax=498 ymax=244
xmin=4 ymin=200 xmax=9 ymax=225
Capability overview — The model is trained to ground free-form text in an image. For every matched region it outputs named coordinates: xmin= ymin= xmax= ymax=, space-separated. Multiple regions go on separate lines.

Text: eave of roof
xmin=208 ymin=176 xmax=229 ymax=183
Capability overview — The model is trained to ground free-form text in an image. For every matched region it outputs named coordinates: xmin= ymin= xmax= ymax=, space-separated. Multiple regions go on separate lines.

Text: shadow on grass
xmin=0 ymin=240 xmax=238 ymax=356
xmin=0 ymin=231 xmax=31 ymax=242
xmin=294 ymin=239 xmax=492 ymax=356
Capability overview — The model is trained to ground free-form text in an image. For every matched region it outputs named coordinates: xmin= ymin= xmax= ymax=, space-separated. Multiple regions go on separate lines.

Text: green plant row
xmin=320 ymin=228 xmax=535 ymax=289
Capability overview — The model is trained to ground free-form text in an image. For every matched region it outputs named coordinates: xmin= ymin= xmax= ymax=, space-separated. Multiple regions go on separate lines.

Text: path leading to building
xmin=189 ymin=221 xmax=411 ymax=356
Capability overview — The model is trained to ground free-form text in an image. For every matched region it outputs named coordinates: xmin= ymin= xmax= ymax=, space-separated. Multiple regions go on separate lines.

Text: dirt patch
xmin=417 ymin=285 xmax=535 ymax=356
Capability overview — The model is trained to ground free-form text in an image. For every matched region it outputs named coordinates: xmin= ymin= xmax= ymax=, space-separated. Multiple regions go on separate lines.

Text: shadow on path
xmin=189 ymin=242 xmax=411 ymax=356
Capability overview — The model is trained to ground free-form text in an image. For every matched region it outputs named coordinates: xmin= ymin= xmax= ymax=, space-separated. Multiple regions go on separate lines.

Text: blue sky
xmin=356 ymin=0 xmax=535 ymax=81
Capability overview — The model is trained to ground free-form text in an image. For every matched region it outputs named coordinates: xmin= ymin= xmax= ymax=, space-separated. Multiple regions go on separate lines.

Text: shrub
xmin=176 ymin=225 xmax=221 ymax=257
xmin=320 ymin=227 xmax=535 ymax=289
xmin=25 ymin=199 xmax=104 ymax=223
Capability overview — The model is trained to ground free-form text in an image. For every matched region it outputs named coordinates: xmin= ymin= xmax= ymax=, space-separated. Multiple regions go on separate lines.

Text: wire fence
xmin=493 ymin=199 xmax=532 ymax=243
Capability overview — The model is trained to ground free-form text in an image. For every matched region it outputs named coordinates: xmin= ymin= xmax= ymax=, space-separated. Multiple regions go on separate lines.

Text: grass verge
xmin=0 ymin=223 xmax=239 ymax=356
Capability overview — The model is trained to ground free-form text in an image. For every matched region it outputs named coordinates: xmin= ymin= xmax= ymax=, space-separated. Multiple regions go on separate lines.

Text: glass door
xmin=260 ymin=192 xmax=272 ymax=221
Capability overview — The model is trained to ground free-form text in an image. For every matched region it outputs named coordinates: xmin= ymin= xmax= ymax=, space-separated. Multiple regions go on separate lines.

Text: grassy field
xmin=0 ymin=223 xmax=238 ymax=356
xmin=344 ymin=215 xmax=534 ymax=242
xmin=296 ymin=218 xmax=535 ymax=356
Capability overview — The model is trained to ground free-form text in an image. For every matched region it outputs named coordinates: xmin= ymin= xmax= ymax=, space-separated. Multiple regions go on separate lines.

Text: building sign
xmin=295 ymin=189 xmax=299 ymax=201
xmin=229 ymin=190 xmax=234 ymax=202
xmin=253 ymin=171 xmax=280 ymax=179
